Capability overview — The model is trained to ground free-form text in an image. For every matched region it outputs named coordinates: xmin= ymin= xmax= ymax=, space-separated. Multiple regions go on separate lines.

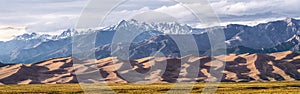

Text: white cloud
xmin=154 ymin=4 xmax=193 ymax=19
xmin=195 ymin=17 xmax=289 ymax=28
xmin=153 ymin=2 xmax=221 ymax=27
xmin=210 ymin=0 xmax=300 ymax=17
xmin=26 ymin=15 xmax=78 ymax=34
xmin=210 ymin=0 xmax=276 ymax=16
xmin=1 ymin=0 xmax=300 ymax=41
xmin=100 ymin=7 xmax=151 ymax=27
xmin=0 ymin=26 xmax=27 ymax=41
xmin=0 ymin=0 xmax=88 ymax=40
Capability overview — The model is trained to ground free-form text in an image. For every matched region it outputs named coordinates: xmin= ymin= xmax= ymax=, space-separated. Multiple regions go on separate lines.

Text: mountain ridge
xmin=2 ymin=18 xmax=300 ymax=64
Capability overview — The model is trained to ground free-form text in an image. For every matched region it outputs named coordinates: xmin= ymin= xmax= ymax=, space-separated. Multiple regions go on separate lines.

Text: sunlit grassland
xmin=1 ymin=81 xmax=300 ymax=94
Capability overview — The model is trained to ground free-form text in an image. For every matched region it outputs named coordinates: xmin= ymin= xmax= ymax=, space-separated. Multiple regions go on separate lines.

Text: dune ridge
xmin=0 ymin=51 xmax=300 ymax=84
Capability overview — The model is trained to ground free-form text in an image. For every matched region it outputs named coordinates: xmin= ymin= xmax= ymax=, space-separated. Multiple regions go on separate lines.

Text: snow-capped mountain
xmin=92 ymin=18 xmax=300 ymax=60
xmin=14 ymin=29 xmax=77 ymax=41
xmin=52 ymin=29 xmax=78 ymax=40
xmin=2 ymin=18 xmax=300 ymax=64
xmin=0 ymin=29 xmax=78 ymax=63
xmin=223 ymin=18 xmax=300 ymax=49
xmin=14 ymin=33 xmax=48 ymax=41
xmin=1 ymin=20 xmax=194 ymax=63
xmin=113 ymin=19 xmax=194 ymax=34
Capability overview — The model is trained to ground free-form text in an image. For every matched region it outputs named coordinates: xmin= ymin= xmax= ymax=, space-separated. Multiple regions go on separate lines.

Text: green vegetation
xmin=1 ymin=81 xmax=300 ymax=94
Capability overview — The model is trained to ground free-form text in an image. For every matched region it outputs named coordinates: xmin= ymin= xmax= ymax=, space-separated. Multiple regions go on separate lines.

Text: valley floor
xmin=1 ymin=81 xmax=300 ymax=94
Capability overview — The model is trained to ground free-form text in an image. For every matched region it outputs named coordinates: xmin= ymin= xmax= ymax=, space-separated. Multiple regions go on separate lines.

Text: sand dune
xmin=0 ymin=51 xmax=300 ymax=84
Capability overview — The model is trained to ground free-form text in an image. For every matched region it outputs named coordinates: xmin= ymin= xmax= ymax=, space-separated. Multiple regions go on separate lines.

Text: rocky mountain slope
xmin=2 ymin=18 xmax=300 ymax=64
xmin=0 ymin=51 xmax=299 ymax=84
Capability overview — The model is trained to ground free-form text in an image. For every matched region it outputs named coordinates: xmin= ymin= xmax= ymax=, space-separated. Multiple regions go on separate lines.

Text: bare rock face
xmin=0 ymin=51 xmax=300 ymax=84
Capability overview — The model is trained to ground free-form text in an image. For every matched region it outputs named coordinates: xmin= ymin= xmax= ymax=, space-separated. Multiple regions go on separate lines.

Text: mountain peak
xmin=285 ymin=17 xmax=296 ymax=22
xmin=114 ymin=19 xmax=192 ymax=34
xmin=61 ymin=28 xmax=76 ymax=36
xmin=14 ymin=32 xmax=56 ymax=41
xmin=57 ymin=29 xmax=75 ymax=39
xmin=14 ymin=33 xmax=40 ymax=40
xmin=284 ymin=17 xmax=297 ymax=26
xmin=13 ymin=28 xmax=77 ymax=41
xmin=117 ymin=19 xmax=139 ymax=26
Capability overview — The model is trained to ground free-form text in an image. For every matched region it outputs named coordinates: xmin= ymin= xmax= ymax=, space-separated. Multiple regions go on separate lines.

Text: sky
xmin=0 ymin=0 xmax=300 ymax=41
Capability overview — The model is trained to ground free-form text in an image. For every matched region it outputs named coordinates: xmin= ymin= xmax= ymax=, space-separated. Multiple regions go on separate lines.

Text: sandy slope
xmin=0 ymin=51 xmax=300 ymax=84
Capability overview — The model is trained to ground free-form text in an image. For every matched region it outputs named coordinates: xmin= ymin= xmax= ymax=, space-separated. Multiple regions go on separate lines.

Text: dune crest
xmin=0 ymin=51 xmax=300 ymax=84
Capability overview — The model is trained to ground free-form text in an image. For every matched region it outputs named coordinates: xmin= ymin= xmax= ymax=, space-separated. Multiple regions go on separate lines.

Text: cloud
xmin=25 ymin=15 xmax=78 ymax=34
xmin=154 ymin=4 xmax=192 ymax=19
xmin=97 ymin=0 xmax=178 ymax=26
xmin=100 ymin=7 xmax=151 ymax=27
xmin=113 ymin=0 xmax=176 ymax=11
xmin=210 ymin=0 xmax=300 ymax=19
xmin=100 ymin=1 xmax=215 ymax=27
xmin=1 ymin=0 xmax=300 ymax=41
xmin=210 ymin=0 xmax=276 ymax=16
xmin=153 ymin=3 xmax=204 ymax=27
xmin=0 ymin=0 xmax=89 ymax=40
xmin=0 ymin=0 xmax=176 ymax=31
xmin=0 ymin=26 xmax=26 ymax=41
xmin=195 ymin=17 xmax=288 ymax=28
xmin=132 ymin=0 xmax=300 ymax=27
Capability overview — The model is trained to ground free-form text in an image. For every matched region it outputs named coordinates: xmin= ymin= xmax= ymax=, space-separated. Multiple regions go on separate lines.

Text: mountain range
xmin=1 ymin=18 xmax=300 ymax=64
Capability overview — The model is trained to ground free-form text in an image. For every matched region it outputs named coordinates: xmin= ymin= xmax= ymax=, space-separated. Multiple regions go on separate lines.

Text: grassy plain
xmin=1 ymin=81 xmax=300 ymax=94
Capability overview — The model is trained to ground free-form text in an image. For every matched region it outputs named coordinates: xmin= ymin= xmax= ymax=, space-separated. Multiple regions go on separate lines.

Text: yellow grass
xmin=1 ymin=81 xmax=300 ymax=94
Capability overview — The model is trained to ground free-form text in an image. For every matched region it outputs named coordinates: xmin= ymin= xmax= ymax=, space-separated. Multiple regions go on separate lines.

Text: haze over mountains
xmin=1 ymin=18 xmax=300 ymax=64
